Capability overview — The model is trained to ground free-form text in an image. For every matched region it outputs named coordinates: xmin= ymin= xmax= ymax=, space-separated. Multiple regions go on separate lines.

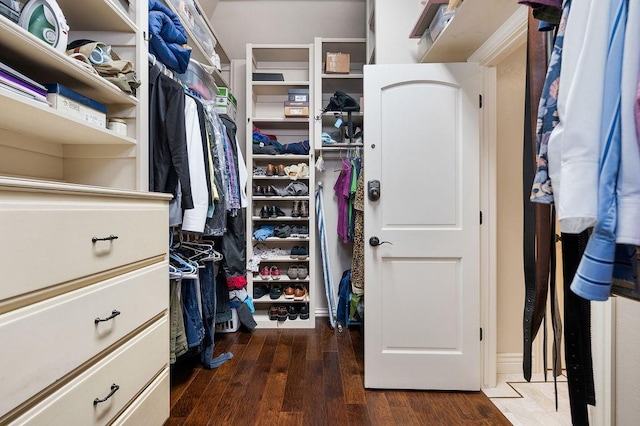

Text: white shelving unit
xmin=246 ymin=43 xmax=316 ymax=329
xmin=0 ymin=1 xmax=171 ymax=424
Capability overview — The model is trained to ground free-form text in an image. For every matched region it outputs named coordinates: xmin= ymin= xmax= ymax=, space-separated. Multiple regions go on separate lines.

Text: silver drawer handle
xmin=94 ymin=309 xmax=121 ymax=324
xmin=93 ymin=383 xmax=120 ymax=405
xmin=92 ymin=234 xmax=119 ymax=243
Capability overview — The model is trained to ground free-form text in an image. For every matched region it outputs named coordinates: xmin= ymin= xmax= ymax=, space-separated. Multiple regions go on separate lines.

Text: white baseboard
xmin=497 ymin=353 xmax=524 ymax=374
xmin=315 ymin=308 xmax=329 ymax=317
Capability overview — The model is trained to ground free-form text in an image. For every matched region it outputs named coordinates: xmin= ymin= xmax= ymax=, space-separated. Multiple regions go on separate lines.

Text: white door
xmin=363 ymin=63 xmax=481 ymax=390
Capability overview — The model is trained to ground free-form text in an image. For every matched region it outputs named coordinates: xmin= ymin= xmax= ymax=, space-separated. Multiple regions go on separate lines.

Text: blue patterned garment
xmin=530 ymin=0 xmax=571 ymax=204
xmin=571 ymin=0 xmax=627 ymax=301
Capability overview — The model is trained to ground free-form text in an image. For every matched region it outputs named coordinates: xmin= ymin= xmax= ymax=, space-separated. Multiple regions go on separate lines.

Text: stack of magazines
xmin=0 ymin=61 xmax=48 ymax=105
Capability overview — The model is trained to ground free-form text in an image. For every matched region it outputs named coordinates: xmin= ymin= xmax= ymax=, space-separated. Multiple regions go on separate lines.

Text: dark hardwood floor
xmin=167 ymin=319 xmax=511 ymax=425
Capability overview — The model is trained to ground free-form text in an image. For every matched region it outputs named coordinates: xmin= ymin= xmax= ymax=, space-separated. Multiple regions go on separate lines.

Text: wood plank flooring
xmin=168 ymin=319 xmax=511 ymax=425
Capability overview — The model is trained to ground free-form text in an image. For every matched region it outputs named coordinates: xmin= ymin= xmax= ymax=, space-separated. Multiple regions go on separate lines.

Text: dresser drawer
xmin=111 ymin=368 xmax=169 ymax=426
xmin=7 ymin=317 xmax=168 ymax=426
xmin=0 ymin=190 xmax=168 ymax=301
xmin=0 ymin=262 xmax=168 ymax=418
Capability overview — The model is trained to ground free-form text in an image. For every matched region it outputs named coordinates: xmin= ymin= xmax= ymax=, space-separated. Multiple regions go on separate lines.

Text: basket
xmin=215 ymin=308 xmax=240 ymax=333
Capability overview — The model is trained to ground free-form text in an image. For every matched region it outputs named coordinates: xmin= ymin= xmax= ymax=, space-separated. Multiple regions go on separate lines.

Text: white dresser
xmin=0 ymin=179 xmax=171 ymax=425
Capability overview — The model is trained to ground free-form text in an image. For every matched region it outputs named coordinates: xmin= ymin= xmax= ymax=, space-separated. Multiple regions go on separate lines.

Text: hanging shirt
xmin=546 ymin=0 xmax=609 ymax=234
xmin=182 ymin=96 xmax=209 ymax=232
xmin=571 ymin=0 xmax=627 ymax=301
xmin=334 ymin=159 xmax=352 ymax=243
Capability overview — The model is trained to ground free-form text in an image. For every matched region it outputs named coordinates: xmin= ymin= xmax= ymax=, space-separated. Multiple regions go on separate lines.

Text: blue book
xmin=44 ymin=83 xmax=108 ymax=114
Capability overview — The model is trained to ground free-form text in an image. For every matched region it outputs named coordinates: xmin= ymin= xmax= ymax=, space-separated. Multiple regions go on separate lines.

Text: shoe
xmin=291 ymin=225 xmax=309 ymax=237
xmin=294 ymin=285 xmax=307 ymax=301
xmin=260 ymin=266 xmax=270 ymax=280
xmin=297 ymin=265 xmax=308 ymax=279
xmin=253 ymin=286 xmax=267 ymax=299
xmin=287 ymin=305 xmax=298 ymax=320
xmin=287 ymin=265 xmax=299 ymax=280
xmin=260 ymin=205 xmax=272 ymax=219
xmin=266 ymin=164 xmax=275 ymax=176
xmin=296 ymin=246 xmax=308 ymax=260
xmin=269 ymin=285 xmax=282 ymax=299
xmin=269 ymin=305 xmax=279 ymax=320
xmin=254 ymin=185 xmax=264 ymax=195
xmin=284 ymin=284 xmax=295 ymax=299
xmin=290 ymin=246 xmax=301 ymax=259
xmin=277 ymin=305 xmax=288 ymax=321
xmin=273 ymin=205 xmax=286 ymax=217
xmin=291 ymin=200 xmax=301 ymax=217
xmin=300 ymin=200 xmax=309 ymax=218
xmin=264 ymin=185 xmax=277 ymax=196
xmin=277 ymin=164 xmax=286 ymax=176
xmin=270 ymin=265 xmax=281 ymax=280
xmin=299 ymin=305 xmax=310 ymax=320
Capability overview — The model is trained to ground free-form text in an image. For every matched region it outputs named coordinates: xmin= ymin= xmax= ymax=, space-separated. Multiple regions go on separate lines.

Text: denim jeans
xmin=199 ymin=261 xmax=217 ymax=367
xmin=181 ymin=278 xmax=204 ymax=348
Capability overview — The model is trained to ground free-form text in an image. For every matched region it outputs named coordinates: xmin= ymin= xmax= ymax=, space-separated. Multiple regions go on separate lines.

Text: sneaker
xmin=299 ymin=305 xmax=310 ymax=320
xmin=296 ymin=246 xmax=308 ymax=260
xmin=297 ymin=265 xmax=308 ymax=279
xmin=268 ymin=305 xmax=279 ymax=320
xmin=270 ymin=265 xmax=281 ymax=280
xmin=290 ymin=246 xmax=301 ymax=259
xmin=253 ymin=286 xmax=267 ymax=299
xmin=294 ymin=285 xmax=307 ymax=301
xmin=273 ymin=205 xmax=286 ymax=217
xmin=277 ymin=305 xmax=288 ymax=321
xmin=284 ymin=284 xmax=295 ymax=299
xmin=287 ymin=265 xmax=299 ymax=280
xmin=260 ymin=266 xmax=270 ymax=280
xmin=287 ymin=305 xmax=298 ymax=320
xmin=269 ymin=285 xmax=282 ymax=300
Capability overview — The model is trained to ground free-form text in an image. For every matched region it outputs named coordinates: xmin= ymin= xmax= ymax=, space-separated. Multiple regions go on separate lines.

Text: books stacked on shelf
xmin=0 ymin=61 xmax=48 ymax=104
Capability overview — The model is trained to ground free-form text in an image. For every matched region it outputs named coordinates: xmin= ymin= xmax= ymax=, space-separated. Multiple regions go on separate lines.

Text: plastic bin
xmin=215 ymin=308 xmax=240 ymax=333
xmin=177 ymin=59 xmax=217 ymax=100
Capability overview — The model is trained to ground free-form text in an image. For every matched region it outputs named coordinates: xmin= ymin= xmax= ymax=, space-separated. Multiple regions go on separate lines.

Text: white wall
xmin=373 ymin=0 xmax=423 ymax=64
xmin=203 ymin=0 xmax=366 ymax=61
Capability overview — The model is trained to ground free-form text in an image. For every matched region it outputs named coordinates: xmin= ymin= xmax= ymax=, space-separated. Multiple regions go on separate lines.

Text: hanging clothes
xmin=182 ymin=96 xmax=209 ymax=232
xmin=334 ymin=158 xmax=352 ymax=243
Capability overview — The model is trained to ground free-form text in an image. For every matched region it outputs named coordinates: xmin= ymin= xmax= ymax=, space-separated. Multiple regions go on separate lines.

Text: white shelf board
xmin=419 ymin=0 xmax=523 ymax=63
xmin=0 ymin=89 xmax=135 ymax=146
xmin=252 ymin=176 xmax=310 ymax=180
xmin=252 ymin=278 xmax=310 ymax=284
xmin=253 ymin=154 xmax=309 ymax=160
xmin=252 ymin=237 xmax=310 ymax=242
xmin=253 ymin=256 xmax=310 ymax=262
xmin=0 ymin=17 xmax=138 ymax=106
xmin=252 ymin=81 xmax=310 ymax=96
xmin=321 ymin=73 xmax=364 ymax=79
xmin=252 ymin=216 xmax=309 ymax=221
xmin=251 ymin=45 xmax=311 ymax=63
xmin=253 ymin=196 xmax=310 ymax=201
xmin=58 ymin=0 xmax=136 ymax=32
xmin=254 ymin=316 xmax=313 ymax=329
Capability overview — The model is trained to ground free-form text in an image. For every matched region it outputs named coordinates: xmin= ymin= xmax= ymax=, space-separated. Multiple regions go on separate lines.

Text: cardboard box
xmin=45 ymin=83 xmax=107 ymax=128
xmin=325 ymin=52 xmax=350 ymax=74
xmin=288 ymin=88 xmax=309 ymax=102
xmin=284 ymin=101 xmax=309 ymax=117
xmin=216 ymin=96 xmax=237 ymax=121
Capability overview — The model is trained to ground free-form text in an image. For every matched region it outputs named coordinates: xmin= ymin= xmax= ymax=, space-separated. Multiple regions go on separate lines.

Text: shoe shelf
xmin=253 ymin=196 xmax=309 ymax=201
xmin=253 ymin=154 xmax=310 ymax=161
xmin=252 ymin=216 xmax=309 ymax=221
xmin=253 ymin=278 xmax=310 ymax=284
xmin=252 ymin=237 xmax=310 ymax=242
xmin=253 ymin=256 xmax=310 ymax=262
xmin=252 ymin=176 xmax=310 ymax=180
xmin=254 ymin=314 xmax=312 ymax=329
xmin=253 ymin=296 xmax=310 ymax=304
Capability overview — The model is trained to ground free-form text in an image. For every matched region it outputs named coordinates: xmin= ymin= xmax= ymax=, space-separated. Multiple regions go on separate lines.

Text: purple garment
xmin=333 ymin=159 xmax=352 ymax=243
xmin=518 ymin=0 xmax=561 ymax=9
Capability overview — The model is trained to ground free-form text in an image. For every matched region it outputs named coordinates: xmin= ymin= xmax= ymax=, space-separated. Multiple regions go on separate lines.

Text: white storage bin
xmin=215 ymin=308 xmax=240 ymax=333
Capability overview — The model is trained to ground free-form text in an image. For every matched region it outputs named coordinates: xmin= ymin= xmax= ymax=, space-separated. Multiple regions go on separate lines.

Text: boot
xmin=300 ymin=200 xmax=309 ymax=218
xmin=291 ymin=200 xmax=301 ymax=218
xmin=273 ymin=205 xmax=286 ymax=217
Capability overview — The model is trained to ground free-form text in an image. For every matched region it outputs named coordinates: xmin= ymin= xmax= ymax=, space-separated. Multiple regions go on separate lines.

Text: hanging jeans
xmin=181 ymin=278 xmax=204 ymax=348
xmin=199 ymin=261 xmax=218 ymax=368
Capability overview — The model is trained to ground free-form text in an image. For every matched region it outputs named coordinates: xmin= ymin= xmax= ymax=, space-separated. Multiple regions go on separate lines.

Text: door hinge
xmin=480 ymin=211 xmax=483 ymax=225
xmin=479 ymin=94 xmax=483 ymax=108
xmin=480 ymin=327 xmax=483 ymax=341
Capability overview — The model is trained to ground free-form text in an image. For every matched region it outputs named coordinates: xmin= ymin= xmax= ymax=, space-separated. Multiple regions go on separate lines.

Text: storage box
xmin=215 ymin=308 xmax=239 ymax=333
xmin=216 ymin=95 xmax=237 ymax=121
xmin=429 ymin=4 xmax=454 ymax=42
xmin=253 ymin=72 xmax=285 ymax=81
xmin=288 ymin=88 xmax=309 ymax=102
xmin=177 ymin=60 xmax=217 ymax=100
xmin=284 ymin=101 xmax=309 ymax=117
xmin=325 ymin=52 xmax=350 ymax=74
xmin=44 ymin=84 xmax=107 ymax=128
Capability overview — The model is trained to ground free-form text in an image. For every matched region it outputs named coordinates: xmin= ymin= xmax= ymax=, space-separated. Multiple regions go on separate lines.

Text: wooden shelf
xmin=58 ymin=0 xmax=136 ymax=32
xmin=0 ymin=17 xmax=138 ymax=106
xmin=419 ymin=0 xmax=523 ymax=63
xmin=410 ymin=0 xmax=448 ymax=38
xmin=0 ymin=89 xmax=135 ymax=146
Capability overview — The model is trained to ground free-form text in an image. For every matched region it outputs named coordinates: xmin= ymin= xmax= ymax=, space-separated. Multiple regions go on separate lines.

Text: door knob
xmin=369 ymin=236 xmax=392 ymax=247
xmin=368 ymin=180 xmax=381 ymax=201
